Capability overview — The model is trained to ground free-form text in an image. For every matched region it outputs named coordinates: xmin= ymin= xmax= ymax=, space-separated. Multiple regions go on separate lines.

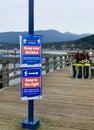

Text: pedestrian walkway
xmin=0 ymin=67 xmax=94 ymax=130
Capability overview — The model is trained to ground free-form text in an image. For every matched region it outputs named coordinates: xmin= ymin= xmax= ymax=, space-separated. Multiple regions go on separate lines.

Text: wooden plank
xmin=0 ymin=67 xmax=94 ymax=130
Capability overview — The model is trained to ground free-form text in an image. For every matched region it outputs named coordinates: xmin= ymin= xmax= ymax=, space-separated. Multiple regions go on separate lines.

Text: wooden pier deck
xmin=0 ymin=67 xmax=94 ymax=130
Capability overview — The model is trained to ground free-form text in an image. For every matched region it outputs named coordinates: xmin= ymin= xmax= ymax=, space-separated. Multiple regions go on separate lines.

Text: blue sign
xmin=21 ymin=68 xmax=42 ymax=100
xmin=20 ymin=34 xmax=42 ymax=67
xmin=20 ymin=34 xmax=42 ymax=100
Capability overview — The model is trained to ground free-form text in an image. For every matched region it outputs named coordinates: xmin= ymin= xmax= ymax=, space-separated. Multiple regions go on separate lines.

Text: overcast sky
xmin=0 ymin=0 xmax=94 ymax=34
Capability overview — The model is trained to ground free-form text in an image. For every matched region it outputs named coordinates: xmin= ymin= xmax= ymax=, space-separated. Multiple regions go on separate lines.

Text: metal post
xmin=22 ymin=0 xmax=40 ymax=129
xmin=28 ymin=0 xmax=34 ymax=123
xmin=28 ymin=100 xmax=34 ymax=123
xmin=29 ymin=0 xmax=34 ymax=34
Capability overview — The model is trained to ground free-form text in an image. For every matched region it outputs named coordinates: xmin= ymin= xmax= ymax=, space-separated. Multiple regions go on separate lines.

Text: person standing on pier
xmin=89 ymin=49 xmax=93 ymax=58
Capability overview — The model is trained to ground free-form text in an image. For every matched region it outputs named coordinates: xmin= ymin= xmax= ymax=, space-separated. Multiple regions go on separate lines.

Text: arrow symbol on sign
xmin=23 ymin=38 xmax=27 ymax=44
xmin=29 ymin=72 xmax=38 ymax=75
xmin=24 ymin=70 xmax=28 ymax=76
xmin=38 ymin=39 xmax=41 ymax=44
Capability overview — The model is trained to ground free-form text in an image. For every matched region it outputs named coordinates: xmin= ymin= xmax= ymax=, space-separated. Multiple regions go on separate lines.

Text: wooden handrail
xmin=0 ymin=54 xmax=74 ymax=88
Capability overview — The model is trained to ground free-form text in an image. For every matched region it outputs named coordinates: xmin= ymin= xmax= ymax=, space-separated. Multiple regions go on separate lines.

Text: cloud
xmin=0 ymin=0 xmax=28 ymax=32
xmin=0 ymin=0 xmax=94 ymax=33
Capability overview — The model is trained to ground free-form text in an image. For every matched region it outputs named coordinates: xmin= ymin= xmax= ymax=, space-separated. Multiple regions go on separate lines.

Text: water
xmin=0 ymin=49 xmax=20 ymax=55
xmin=0 ymin=49 xmax=68 ymax=55
xmin=42 ymin=49 xmax=68 ymax=55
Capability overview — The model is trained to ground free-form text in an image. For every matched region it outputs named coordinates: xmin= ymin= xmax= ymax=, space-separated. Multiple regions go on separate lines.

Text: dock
xmin=0 ymin=67 xmax=94 ymax=130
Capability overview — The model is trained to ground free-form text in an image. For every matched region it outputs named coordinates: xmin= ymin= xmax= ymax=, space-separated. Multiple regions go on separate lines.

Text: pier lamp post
xmin=22 ymin=0 xmax=40 ymax=129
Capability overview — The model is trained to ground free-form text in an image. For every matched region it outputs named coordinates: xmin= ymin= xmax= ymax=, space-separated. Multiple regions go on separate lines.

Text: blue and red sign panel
xmin=21 ymin=68 xmax=42 ymax=100
xmin=20 ymin=34 xmax=42 ymax=67
xmin=20 ymin=34 xmax=42 ymax=100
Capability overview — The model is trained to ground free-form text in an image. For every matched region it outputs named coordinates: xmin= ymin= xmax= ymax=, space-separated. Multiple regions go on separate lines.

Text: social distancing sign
xmin=20 ymin=34 xmax=42 ymax=100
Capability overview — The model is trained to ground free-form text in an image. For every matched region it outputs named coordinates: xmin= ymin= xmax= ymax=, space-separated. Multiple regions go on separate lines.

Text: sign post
xmin=21 ymin=0 xmax=41 ymax=129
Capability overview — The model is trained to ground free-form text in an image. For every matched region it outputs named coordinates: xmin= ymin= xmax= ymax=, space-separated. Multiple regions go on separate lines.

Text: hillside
xmin=0 ymin=32 xmax=27 ymax=44
xmin=0 ymin=30 xmax=90 ymax=44
xmin=0 ymin=30 xmax=92 ymax=50
xmin=79 ymin=34 xmax=94 ymax=44
xmin=35 ymin=30 xmax=89 ymax=43
xmin=43 ymin=34 xmax=94 ymax=50
xmin=71 ymin=34 xmax=94 ymax=49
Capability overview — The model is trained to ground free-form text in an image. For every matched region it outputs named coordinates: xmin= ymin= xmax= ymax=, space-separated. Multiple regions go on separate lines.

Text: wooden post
xmin=0 ymin=70 xmax=3 ymax=89
xmin=45 ymin=57 xmax=49 ymax=73
xmin=60 ymin=56 xmax=63 ymax=69
xmin=64 ymin=55 xmax=67 ymax=67
xmin=2 ymin=60 xmax=9 ymax=87
xmin=14 ymin=59 xmax=16 ymax=76
xmin=53 ymin=56 xmax=57 ymax=71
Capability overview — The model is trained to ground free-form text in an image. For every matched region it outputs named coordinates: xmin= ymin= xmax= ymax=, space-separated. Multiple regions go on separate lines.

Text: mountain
xmin=0 ymin=31 xmax=27 ymax=44
xmin=35 ymin=30 xmax=90 ymax=43
xmin=43 ymin=34 xmax=94 ymax=50
xmin=0 ymin=29 xmax=91 ymax=44
xmin=78 ymin=34 xmax=94 ymax=44
xmin=74 ymin=34 xmax=94 ymax=49
xmin=60 ymin=34 xmax=94 ymax=50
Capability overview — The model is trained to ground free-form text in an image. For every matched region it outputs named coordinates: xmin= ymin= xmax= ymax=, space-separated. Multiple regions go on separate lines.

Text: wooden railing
xmin=42 ymin=54 xmax=74 ymax=74
xmin=0 ymin=54 xmax=74 ymax=88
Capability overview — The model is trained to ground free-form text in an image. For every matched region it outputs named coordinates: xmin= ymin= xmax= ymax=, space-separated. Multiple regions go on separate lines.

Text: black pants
xmin=72 ymin=65 xmax=77 ymax=78
xmin=78 ymin=66 xmax=82 ymax=78
xmin=83 ymin=66 xmax=89 ymax=79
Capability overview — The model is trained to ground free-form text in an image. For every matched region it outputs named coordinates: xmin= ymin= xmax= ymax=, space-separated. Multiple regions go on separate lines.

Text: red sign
xmin=22 ymin=46 xmax=41 ymax=55
xmin=22 ymin=77 xmax=41 ymax=88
